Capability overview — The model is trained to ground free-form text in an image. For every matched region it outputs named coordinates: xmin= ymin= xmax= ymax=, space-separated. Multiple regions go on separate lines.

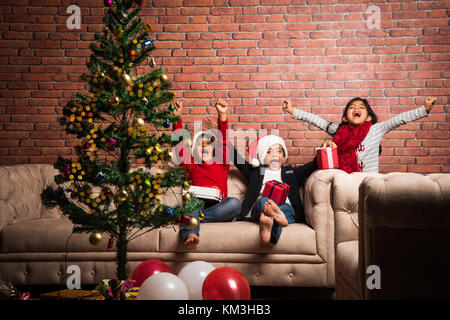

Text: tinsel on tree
xmin=41 ymin=0 xmax=201 ymax=281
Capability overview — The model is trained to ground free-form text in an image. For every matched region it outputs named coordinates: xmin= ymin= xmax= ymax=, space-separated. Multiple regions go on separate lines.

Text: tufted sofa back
xmin=0 ymin=164 xmax=249 ymax=230
xmin=0 ymin=164 xmax=62 ymax=229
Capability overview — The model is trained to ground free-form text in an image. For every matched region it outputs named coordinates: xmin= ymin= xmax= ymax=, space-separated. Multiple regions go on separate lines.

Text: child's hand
xmin=282 ymin=99 xmax=294 ymax=115
xmin=215 ymin=99 xmax=228 ymax=121
xmin=322 ymin=140 xmax=337 ymax=148
xmin=424 ymin=96 xmax=436 ymax=113
xmin=172 ymin=100 xmax=183 ymax=117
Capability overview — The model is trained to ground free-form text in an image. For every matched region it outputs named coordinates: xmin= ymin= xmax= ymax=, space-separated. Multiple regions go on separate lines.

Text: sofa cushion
xmin=0 ymin=218 xmax=159 ymax=253
xmin=159 ymin=221 xmax=317 ymax=255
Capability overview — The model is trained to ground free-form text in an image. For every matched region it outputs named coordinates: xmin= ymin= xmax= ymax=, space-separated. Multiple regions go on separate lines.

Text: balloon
xmin=131 ymin=259 xmax=172 ymax=287
xmin=178 ymin=261 xmax=215 ymax=300
xmin=137 ymin=272 xmax=189 ymax=300
xmin=202 ymin=267 xmax=251 ymax=300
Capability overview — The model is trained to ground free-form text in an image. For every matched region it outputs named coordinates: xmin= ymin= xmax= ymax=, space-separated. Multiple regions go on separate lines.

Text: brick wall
xmin=0 ymin=0 xmax=449 ymax=173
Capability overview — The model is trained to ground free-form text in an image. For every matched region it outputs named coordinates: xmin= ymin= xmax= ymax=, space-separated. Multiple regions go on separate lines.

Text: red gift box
xmin=316 ymin=147 xmax=339 ymax=169
xmin=262 ymin=180 xmax=290 ymax=206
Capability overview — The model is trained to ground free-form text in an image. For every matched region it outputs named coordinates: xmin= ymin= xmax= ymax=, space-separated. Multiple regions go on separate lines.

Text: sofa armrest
xmin=332 ymin=172 xmax=383 ymax=245
xmin=303 ymin=169 xmax=346 ymax=287
xmin=358 ymin=173 xmax=450 ymax=299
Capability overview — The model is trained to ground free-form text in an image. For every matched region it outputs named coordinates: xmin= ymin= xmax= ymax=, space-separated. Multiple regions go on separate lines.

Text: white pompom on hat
xmin=248 ymin=135 xmax=288 ymax=167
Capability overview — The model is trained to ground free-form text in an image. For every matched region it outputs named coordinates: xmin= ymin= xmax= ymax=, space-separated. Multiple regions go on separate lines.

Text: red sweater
xmin=173 ymin=118 xmax=230 ymax=198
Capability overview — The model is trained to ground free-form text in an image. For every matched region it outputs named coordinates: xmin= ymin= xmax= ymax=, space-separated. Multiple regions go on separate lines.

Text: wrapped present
xmin=40 ymin=289 xmax=105 ymax=300
xmin=315 ymin=147 xmax=339 ymax=169
xmin=262 ymin=180 xmax=290 ymax=206
xmin=39 ymin=288 xmax=139 ymax=300
xmin=183 ymin=185 xmax=224 ymax=202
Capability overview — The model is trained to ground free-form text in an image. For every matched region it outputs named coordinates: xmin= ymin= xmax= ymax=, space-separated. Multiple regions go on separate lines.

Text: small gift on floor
xmin=315 ymin=147 xmax=339 ymax=170
xmin=40 ymin=289 xmax=104 ymax=300
xmin=262 ymin=180 xmax=290 ymax=206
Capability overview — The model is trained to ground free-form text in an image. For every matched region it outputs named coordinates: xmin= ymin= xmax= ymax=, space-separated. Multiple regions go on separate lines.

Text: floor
xmin=15 ymin=284 xmax=334 ymax=300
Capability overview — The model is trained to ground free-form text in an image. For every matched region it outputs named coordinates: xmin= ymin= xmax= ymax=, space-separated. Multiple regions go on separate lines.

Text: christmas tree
xmin=41 ymin=0 xmax=201 ymax=281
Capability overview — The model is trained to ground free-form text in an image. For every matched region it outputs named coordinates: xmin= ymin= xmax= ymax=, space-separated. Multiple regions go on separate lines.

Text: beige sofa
xmin=0 ymin=164 xmax=336 ymax=288
xmin=335 ymin=173 xmax=450 ymax=299
xmin=2 ymin=164 xmax=448 ymax=298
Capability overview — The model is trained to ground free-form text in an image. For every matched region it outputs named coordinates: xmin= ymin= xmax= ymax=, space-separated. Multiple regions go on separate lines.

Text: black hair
xmin=336 ymin=97 xmax=382 ymax=155
xmin=193 ymin=132 xmax=216 ymax=161
xmin=340 ymin=97 xmax=377 ymax=126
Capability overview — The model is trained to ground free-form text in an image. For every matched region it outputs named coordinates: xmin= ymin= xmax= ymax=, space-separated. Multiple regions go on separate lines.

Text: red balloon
xmin=131 ymin=260 xmax=172 ymax=287
xmin=202 ymin=267 xmax=251 ymax=300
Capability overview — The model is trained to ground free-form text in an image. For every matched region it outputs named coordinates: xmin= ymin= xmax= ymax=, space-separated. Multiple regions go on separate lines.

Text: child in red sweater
xmin=172 ymin=99 xmax=241 ymax=250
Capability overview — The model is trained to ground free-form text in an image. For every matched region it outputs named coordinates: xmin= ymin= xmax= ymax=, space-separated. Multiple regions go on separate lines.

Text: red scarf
xmin=332 ymin=122 xmax=371 ymax=174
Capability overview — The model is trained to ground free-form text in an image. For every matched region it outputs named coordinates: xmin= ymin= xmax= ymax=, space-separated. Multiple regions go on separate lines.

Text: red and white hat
xmin=248 ymin=135 xmax=288 ymax=168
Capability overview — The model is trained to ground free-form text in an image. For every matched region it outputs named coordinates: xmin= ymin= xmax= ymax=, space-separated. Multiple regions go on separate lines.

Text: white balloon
xmin=178 ymin=261 xmax=215 ymax=300
xmin=137 ymin=272 xmax=189 ymax=300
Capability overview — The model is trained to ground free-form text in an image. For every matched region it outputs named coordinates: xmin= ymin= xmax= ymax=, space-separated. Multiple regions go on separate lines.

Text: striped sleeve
xmin=292 ymin=108 xmax=340 ymax=135
xmin=376 ymin=106 xmax=429 ymax=135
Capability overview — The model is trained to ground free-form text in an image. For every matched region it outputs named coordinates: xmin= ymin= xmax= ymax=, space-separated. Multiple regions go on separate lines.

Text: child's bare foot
xmin=264 ymin=200 xmax=288 ymax=227
xmin=184 ymin=233 xmax=199 ymax=250
xmin=259 ymin=213 xmax=273 ymax=245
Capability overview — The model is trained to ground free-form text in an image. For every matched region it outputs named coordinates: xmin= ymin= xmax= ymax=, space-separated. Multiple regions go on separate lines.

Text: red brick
xmin=0 ymin=1 xmax=448 ymax=173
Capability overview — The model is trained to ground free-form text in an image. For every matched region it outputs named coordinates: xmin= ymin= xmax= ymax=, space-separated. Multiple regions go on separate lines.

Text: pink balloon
xmin=131 ymin=260 xmax=172 ymax=287
xmin=202 ymin=267 xmax=251 ymax=300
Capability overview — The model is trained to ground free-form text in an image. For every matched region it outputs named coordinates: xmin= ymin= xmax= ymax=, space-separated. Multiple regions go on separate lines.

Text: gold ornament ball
xmin=109 ymin=96 xmax=120 ymax=106
xmin=182 ymin=181 xmax=190 ymax=191
xmin=198 ymin=210 xmax=205 ymax=221
xmin=117 ymin=189 xmax=128 ymax=202
xmin=119 ymin=73 xmax=133 ymax=86
xmin=89 ymin=232 xmax=102 ymax=245
xmin=145 ymin=147 xmax=153 ymax=155
xmin=160 ymin=74 xmax=168 ymax=82
xmin=135 ymin=118 xmax=145 ymax=127
xmin=188 ymin=217 xmax=198 ymax=229
xmin=182 ymin=192 xmax=191 ymax=203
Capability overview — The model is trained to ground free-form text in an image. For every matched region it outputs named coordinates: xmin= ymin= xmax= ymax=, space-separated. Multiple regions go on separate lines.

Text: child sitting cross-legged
xmin=231 ymin=135 xmax=318 ymax=245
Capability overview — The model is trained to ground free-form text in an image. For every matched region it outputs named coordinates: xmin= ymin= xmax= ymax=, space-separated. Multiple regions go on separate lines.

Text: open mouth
xmin=270 ymin=159 xmax=280 ymax=165
xmin=352 ymin=111 xmax=361 ymax=118
xmin=202 ymin=150 xmax=210 ymax=156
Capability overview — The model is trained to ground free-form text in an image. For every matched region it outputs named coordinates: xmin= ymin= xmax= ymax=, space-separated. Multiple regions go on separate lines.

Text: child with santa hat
xmin=231 ymin=135 xmax=317 ymax=245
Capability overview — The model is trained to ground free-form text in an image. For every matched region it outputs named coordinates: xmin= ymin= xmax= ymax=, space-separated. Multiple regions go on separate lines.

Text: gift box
xmin=183 ymin=185 xmax=224 ymax=202
xmin=262 ymin=180 xmax=290 ymax=206
xmin=315 ymin=147 xmax=339 ymax=169
xmin=40 ymin=289 xmax=105 ymax=300
xmin=39 ymin=288 xmax=139 ymax=300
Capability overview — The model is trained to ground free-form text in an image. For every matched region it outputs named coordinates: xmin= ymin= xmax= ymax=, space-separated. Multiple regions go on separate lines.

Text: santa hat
xmin=192 ymin=130 xmax=217 ymax=148
xmin=248 ymin=135 xmax=288 ymax=168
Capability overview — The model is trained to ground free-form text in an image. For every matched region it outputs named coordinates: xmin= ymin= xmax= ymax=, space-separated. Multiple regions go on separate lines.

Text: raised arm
xmin=376 ymin=97 xmax=435 ymax=134
xmin=283 ymin=99 xmax=339 ymax=135
xmin=171 ymin=101 xmax=193 ymax=166
xmin=214 ymin=99 xmax=230 ymax=167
